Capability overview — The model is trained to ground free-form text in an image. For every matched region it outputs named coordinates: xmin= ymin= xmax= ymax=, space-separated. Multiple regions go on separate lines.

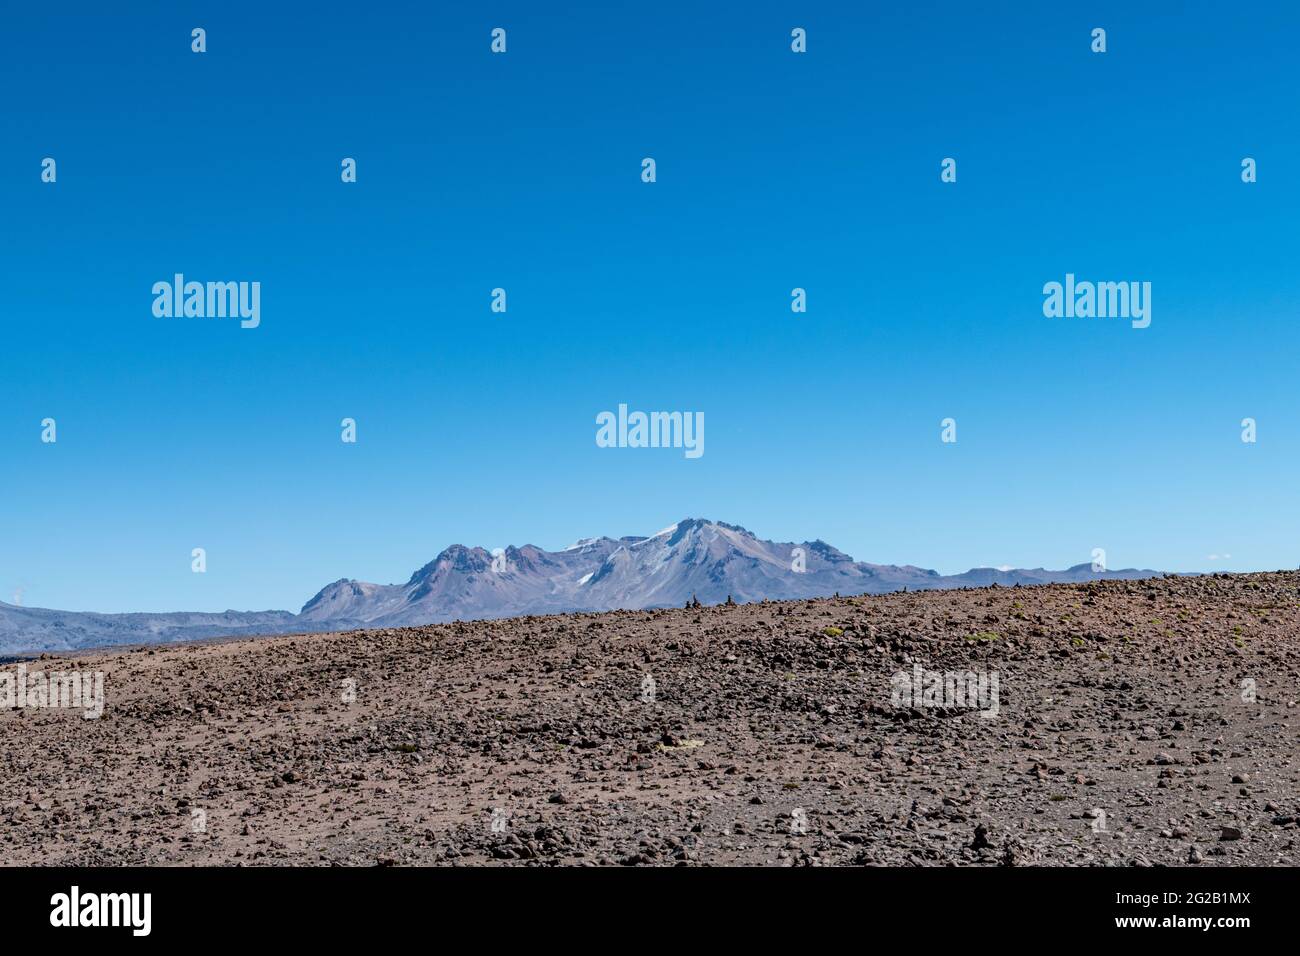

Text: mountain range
xmin=0 ymin=518 xmax=1164 ymax=655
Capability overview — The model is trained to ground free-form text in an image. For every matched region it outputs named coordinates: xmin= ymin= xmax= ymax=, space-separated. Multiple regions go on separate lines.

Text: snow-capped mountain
xmin=298 ymin=538 xmax=630 ymax=626
xmin=296 ymin=518 xmax=1161 ymax=628
xmin=1 ymin=518 xmax=1164 ymax=654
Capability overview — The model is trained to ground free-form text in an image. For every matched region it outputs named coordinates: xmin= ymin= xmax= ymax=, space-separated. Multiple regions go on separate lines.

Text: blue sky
xmin=2 ymin=1 xmax=1298 ymax=613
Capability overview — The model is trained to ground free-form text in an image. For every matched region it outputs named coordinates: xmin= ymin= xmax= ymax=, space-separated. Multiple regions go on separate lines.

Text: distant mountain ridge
xmin=1 ymin=518 xmax=1165 ymax=654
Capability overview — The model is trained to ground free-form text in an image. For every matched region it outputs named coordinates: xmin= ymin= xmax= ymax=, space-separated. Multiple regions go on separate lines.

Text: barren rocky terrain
xmin=3 ymin=572 xmax=1299 ymax=866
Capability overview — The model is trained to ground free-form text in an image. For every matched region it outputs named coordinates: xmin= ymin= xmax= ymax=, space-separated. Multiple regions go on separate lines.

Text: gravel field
xmin=3 ymin=572 xmax=1298 ymax=866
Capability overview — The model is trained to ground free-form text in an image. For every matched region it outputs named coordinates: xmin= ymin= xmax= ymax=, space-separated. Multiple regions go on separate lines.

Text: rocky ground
xmin=3 ymin=572 xmax=1299 ymax=866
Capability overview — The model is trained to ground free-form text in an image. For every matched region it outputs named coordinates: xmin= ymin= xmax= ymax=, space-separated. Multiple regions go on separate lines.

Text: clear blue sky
xmin=2 ymin=2 xmax=1297 ymax=613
